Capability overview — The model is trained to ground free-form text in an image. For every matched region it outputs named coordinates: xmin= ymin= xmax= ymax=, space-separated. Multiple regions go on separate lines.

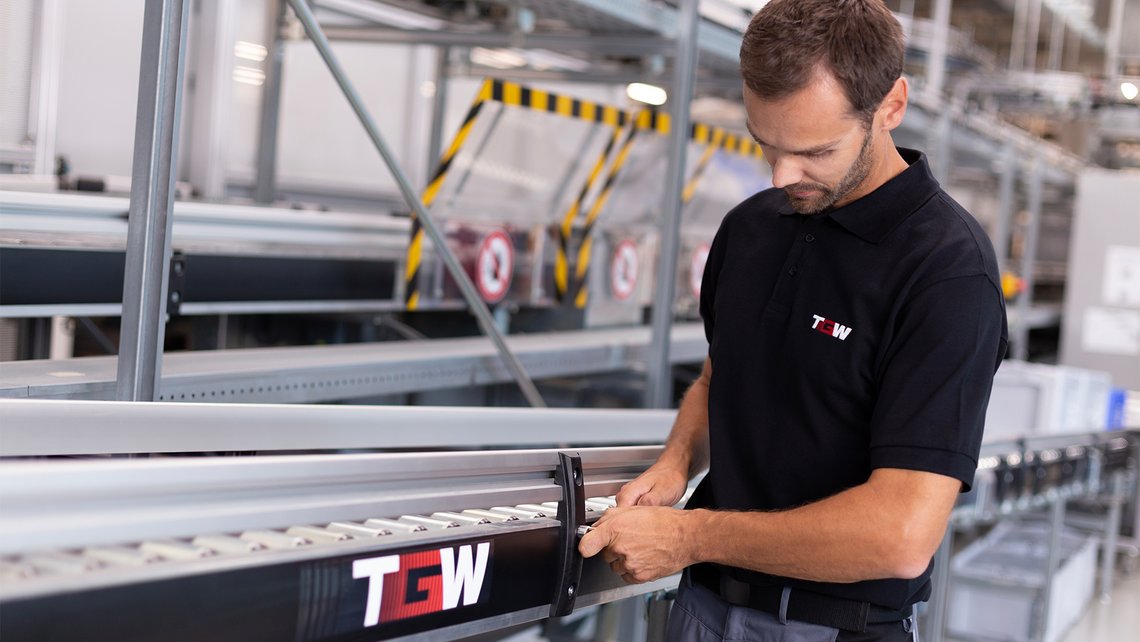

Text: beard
xmin=785 ymin=129 xmax=875 ymax=215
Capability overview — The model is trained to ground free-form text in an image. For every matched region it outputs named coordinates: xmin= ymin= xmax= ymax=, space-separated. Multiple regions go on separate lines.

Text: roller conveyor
xmin=0 ymin=400 xmax=1134 ymax=641
xmin=0 ymin=444 xmax=682 ymax=641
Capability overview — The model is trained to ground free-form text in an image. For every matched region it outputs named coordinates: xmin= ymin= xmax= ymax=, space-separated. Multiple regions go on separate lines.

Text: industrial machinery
xmin=0 ymin=400 xmax=1136 ymax=641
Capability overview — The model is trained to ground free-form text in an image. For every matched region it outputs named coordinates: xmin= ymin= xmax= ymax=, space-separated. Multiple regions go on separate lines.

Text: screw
xmin=567 ymin=584 xmax=576 ymax=598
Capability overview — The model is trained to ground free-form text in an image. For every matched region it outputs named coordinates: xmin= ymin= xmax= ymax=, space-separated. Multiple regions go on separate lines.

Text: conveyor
xmin=0 ymin=400 xmax=1135 ymax=641
xmin=0 ymin=190 xmax=411 ymax=318
xmin=0 ymin=323 xmax=708 ymax=402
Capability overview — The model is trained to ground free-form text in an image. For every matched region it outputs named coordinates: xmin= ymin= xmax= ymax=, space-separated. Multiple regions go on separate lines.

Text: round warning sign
xmin=476 ymin=229 xmax=514 ymax=303
xmin=690 ymin=243 xmax=711 ymax=299
xmin=610 ymin=239 xmax=640 ymax=302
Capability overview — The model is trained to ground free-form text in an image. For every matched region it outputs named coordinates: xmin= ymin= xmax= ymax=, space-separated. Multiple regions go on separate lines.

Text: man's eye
xmin=805 ymin=150 xmax=833 ymax=159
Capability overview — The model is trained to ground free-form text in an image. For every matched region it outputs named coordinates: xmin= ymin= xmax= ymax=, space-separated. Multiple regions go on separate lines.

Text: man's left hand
xmin=577 ymin=506 xmax=699 ymax=583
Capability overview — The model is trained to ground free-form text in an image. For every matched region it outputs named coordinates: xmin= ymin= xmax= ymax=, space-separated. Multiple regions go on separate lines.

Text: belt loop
xmin=777 ymin=587 xmax=792 ymax=625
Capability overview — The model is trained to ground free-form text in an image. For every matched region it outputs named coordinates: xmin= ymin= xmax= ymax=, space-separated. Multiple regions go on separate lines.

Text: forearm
xmin=657 ymin=359 xmax=711 ymax=478
xmin=687 ymin=471 xmax=956 ymax=583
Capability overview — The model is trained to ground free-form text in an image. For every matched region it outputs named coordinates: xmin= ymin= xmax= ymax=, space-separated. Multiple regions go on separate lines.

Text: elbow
xmin=885 ymin=523 xmax=942 ymax=580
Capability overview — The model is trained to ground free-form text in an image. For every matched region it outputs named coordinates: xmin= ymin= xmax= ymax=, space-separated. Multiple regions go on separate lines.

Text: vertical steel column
xmin=1034 ymin=495 xmax=1067 ymax=642
xmin=1100 ymin=470 xmax=1126 ymax=599
xmin=1046 ymin=11 xmax=1064 ymax=72
xmin=925 ymin=0 xmax=952 ymax=101
xmin=645 ymin=590 xmax=673 ymax=642
xmin=116 ymin=0 xmax=189 ymax=402
xmin=646 ymin=0 xmax=700 ymax=409
xmin=254 ymin=0 xmax=287 ymax=204
xmin=1013 ymin=158 xmax=1043 ymax=361
xmin=425 ymin=46 xmax=451 ymax=179
xmin=925 ymin=527 xmax=955 ymax=642
xmin=29 ymin=0 xmax=62 ymax=177
xmin=1104 ymin=0 xmax=1126 ymax=79
xmin=1010 ymin=0 xmax=1029 ymax=71
xmin=1024 ymin=0 xmax=1042 ymax=72
xmin=1064 ymin=25 xmax=1080 ymax=72
xmin=994 ymin=144 xmax=1016 ymax=273
xmin=284 ymin=0 xmax=544 ymax=408
xmin=929 ymin=109 xmax=953 ymax=185
xmin=184 ymin=0 xmax=236 ymax=200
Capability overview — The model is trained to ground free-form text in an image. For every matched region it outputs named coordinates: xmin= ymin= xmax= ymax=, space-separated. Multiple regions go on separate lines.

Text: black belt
xmin=689 ymin=565 xmax=911 ymax=633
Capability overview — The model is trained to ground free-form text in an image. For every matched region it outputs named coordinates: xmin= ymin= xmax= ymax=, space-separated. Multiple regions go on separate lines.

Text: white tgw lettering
xmin=353 ymin=555 xmax=400 ymax=627
xmin=441 ymin=543 xmax=490 ymax=608
xmin=832 ymin=324 xmax=853 ymax=341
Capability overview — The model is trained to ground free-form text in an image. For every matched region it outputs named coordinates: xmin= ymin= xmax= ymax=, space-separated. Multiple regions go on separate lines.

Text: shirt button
xmin=788 ymin=265 xmax=798 ymax=276
xmin=805 ymin=234 xmax=815 ymax=243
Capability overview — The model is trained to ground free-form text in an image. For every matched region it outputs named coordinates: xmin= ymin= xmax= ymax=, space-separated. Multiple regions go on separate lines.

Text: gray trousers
xmin=665 ymin=576 xmax=916 ymax=642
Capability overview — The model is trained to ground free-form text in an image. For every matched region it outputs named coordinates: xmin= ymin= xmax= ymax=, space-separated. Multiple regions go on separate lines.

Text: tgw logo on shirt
xmin=353 ymin=542 xmax=491 ymax=627
xmin=811 ymin=314 xmax=853 ymax=341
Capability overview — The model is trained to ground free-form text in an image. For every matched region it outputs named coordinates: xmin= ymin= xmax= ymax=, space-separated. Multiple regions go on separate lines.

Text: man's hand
xmin=615 ymin=463 xmax=689 ymax=507
xmin=577 ymin=506 xmax=698 ymax=584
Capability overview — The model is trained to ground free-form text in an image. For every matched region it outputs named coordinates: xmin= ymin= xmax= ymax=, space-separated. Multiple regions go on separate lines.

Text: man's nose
xmin=769 ymin=156 xmax=804 ymax=189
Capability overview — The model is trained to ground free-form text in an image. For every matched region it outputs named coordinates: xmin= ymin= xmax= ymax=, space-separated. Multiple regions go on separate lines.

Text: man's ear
xmin=878 ymin=77 xmax=909 ymax=132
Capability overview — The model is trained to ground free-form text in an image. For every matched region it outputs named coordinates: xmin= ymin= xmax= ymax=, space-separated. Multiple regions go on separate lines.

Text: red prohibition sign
xmin=476 ymin=229 xmax=514 ymax=303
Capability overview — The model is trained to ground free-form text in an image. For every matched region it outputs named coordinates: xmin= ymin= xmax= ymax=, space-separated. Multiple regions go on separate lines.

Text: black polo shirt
xmin=690 ymin=148 xmax=1008 ymax=610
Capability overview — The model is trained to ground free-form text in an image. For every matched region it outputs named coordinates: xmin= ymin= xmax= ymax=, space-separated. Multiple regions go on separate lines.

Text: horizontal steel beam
xmin=0 ymin=399 xmax=675 ymax=455
xmin=0 ymin=324 xmax=709 ymax=402
xmin=322 ymin=26 xmax=673 ymax=55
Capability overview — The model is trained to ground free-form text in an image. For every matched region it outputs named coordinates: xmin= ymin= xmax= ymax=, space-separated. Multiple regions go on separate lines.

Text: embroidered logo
xmin=811 ymin=314 xmax=853 ymax=341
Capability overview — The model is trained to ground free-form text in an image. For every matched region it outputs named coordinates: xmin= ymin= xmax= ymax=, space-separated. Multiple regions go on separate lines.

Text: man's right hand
xmin=615 ymin=464 xmax=689 ymax=507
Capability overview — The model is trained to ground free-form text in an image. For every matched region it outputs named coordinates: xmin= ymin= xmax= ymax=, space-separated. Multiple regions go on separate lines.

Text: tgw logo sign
xmin=811 ymin=314 xmax=853 ymax=341
xmin=353 ymin=542 xmax=491 ymax=627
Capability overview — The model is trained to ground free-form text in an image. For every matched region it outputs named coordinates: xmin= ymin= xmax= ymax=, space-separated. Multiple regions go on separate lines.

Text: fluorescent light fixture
xmin=233 ymin=40 xmax=267 ymax=62
xmin=627 ymin=82 xmax=667 ymax=106
xmin=1122 ymin=82 xmax=1139 ymax=101
xmin=470 ymin=47 xmax=527 ymax=70
xmin=232 ymin=66 xmax=266 ymax=86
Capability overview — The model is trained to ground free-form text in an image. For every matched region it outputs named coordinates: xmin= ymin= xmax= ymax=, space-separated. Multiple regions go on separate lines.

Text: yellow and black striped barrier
xmin=405 ymin=78 xmax=629 ymax=310
xmin=404 ymin=77 xmax=764 ymax=310
xmin=567 ymin=114 xmax=763 ymax=309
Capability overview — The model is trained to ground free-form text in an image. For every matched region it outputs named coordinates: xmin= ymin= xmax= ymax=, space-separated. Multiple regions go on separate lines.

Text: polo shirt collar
xmin=777 ymin=148 xmax=939 ymax=244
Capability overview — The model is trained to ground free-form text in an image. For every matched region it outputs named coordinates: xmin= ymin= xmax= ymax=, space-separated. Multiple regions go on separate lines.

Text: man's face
xmin=743 ymin=72 xmax=880 ymax=214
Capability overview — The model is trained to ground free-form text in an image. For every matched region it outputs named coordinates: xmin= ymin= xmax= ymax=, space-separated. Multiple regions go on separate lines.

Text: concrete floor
xmin=1060 ymin=571 xmax=1140 ymax=642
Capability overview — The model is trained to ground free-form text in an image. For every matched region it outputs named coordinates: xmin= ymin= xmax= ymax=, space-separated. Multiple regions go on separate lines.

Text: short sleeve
xmin=869 ymin=274 xmax=1008 ymax=491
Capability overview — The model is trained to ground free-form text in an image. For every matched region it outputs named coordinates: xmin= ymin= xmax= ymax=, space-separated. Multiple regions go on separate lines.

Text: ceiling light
xmin=1122 ymin=82 xmax=1139 ymax=101
xmin=233 ymin=41 xmax=267 ymax=62
xmin=627 ymin=83 xmax=667 ymax=106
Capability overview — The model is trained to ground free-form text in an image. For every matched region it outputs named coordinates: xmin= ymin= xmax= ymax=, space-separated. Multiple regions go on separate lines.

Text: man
xmin=578 ymin=1 xmax=1008 ymax=640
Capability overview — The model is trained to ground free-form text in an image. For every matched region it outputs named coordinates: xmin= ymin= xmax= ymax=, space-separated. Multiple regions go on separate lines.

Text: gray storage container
xmin=948 ymin=521 xmax=1097 ymax=642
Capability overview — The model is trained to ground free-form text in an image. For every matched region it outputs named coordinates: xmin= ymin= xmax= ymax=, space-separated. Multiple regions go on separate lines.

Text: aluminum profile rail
xmin=0 ymin=399 xmax=676 ymax=455
xmin=0 ymin=323 xmax=709 ymax=402
xmin=0 ymin=445 xmax=674 ymax=641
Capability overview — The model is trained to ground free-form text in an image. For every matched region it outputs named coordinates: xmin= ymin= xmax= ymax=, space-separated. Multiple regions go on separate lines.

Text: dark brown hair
xmin=740 ymin=0 xmax=905 ymax=125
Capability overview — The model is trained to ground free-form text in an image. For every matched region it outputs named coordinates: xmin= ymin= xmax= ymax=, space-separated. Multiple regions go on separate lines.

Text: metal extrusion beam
xmin=116 ymin=0 xmax=190 ymax=402
xmin=1013 ymin=157 xmax=1044 ymax=360
xmin=0 ymin=399 xmax=676 ymax=456
xmin=646 ymin=0 xmax=700 ymax=409
xmin=321 ymin=26 xmax=674 ymax=55
xmin=254 ymin=0 xmax=287 ymax=204
xmin=0 ymin=324 xmax=709 ymax=402
xmin=284 ymin=0 xmax=546 ymax=408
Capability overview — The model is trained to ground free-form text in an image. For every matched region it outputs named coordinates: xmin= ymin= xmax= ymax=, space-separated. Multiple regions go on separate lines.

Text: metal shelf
xmin=0 ymin=323 xmax=708 ymax=402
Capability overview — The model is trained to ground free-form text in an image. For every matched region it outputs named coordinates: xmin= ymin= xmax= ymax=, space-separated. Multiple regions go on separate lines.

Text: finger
xmin=615 ymin=480 xmax=651 ymax=507
xmin=577 ymin=527 xmax=611 ymax=558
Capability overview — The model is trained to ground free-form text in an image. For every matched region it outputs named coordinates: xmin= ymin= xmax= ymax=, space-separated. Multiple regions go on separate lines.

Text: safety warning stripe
xmin=571 ymin=119 xmax=642 ymax=309
xmin=635 ymin=111 xmax=765 ymax=159
xmin=682 ymin=128 xmax=727 ymax=203
xmin=405 ymin=79 xmax=494 ymax=310
xmin=554 ymin=126 xmax=623 ymax=304
xmin=405 ymin=78 xmax=630 ymax=310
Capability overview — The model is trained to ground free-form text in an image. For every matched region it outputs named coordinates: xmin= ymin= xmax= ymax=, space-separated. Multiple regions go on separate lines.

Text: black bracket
xmin=167 ymin=252 xmax=187 ymax=317
xmin=550 ymin=451 xmax=586 ymax=617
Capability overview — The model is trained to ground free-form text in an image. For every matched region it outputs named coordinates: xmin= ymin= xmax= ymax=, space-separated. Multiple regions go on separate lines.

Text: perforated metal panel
xmin=0 ymin=0 xmax=35 ymax=148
